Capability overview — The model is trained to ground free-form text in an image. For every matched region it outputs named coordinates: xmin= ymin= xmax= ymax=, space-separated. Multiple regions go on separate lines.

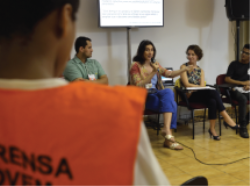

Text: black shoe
xmin=208 ymin=129 xmax=220 ymax=140
xmin=239 ymin=128 xmax=249 ymax=138
xmin=223 ymin=121 xmax=240 ymax=130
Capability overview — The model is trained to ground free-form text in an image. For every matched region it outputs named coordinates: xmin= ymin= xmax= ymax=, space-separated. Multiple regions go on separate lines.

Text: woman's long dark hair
xmin=133 ymin=40 xmax=156 ymax=65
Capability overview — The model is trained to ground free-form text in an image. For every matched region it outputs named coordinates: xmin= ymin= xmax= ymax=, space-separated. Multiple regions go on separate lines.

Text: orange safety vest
xmin=0 ymin=82 xmax=146 ymax=185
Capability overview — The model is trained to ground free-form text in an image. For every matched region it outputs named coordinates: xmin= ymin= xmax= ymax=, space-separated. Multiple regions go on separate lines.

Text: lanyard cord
xmin=83 ymin=63 xmax=90 ymax=75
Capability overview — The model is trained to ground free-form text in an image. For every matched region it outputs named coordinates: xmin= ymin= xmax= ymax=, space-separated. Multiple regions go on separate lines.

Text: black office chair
xmin=161 ymin=67 xmax=174 ymax=87
xmin=216 ymin=74 xmax=250 ymax=134
xmin=127 ymin=82 xmax=163 ymax=135
xmin=174 ymin=79 xmax=222 ymax=139
xmin=181 ymin=176 xmax=208 ymax=186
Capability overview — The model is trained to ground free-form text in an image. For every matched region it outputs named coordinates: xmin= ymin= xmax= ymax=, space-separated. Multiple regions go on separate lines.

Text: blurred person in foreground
xmin=0 ymin=0 xmax=170 ymax=185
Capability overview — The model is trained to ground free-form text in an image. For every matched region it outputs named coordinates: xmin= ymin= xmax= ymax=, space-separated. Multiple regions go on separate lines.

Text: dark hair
xmin=0 ymin=0 xmax=79 ymax=39
xmin=243 ymin=44 xmax=250 ymax=50
xmin=186 ymin=45 xmax=203 ymax=60
xmin=74 ymin=36 xmax=92 ymax=53
xmin=133 ymin=40 xmax=156 ymax=65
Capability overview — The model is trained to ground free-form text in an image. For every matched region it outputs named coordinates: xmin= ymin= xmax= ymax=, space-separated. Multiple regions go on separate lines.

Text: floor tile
xmin=177 ymin=161 xmax=211 ymax=172
xmin=146 ymin=117 xmax=250 ymax=186
xmin=228 ymin=152 xmax=250 ymax=161
xmin=222 ymin=180 xmax=249 ymax=186
xmin=200 ymin=157 xmax=233 ymax=165
xmin=212 ymin=163 xmax=250 ymax=173
xmin=243 ymin=178 xmax=250 ymax=185
xmin=217 ymin=149 xmax=247 ymax=157
xmin=207 ymin=173 xmax=241 ymax=185
xmin=166 ymin=156 xmax=197 ymax=166
xmin=187 ymin=166 xmax=224 ymax=178
xmin=229 ymin=170 xmax=250 ymax=181
xmin=168 ymin=173 xmax=194 ymax=186
xmin=162 ymin=166 xmax=186 ymax=177
xmin=238 ymin=158 xmax=250 ymax=166
xmin=237 ymin=144 xmax=250 ymax=152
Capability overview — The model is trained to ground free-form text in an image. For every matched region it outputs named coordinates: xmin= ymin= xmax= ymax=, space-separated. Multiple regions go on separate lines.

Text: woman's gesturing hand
xmin=185 ymin=65 xmax=194 ymax=73
xmin=151 ymin=63 xmax=159 ymax=72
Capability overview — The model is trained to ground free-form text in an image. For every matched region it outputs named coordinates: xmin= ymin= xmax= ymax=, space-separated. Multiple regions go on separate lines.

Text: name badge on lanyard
xmin=145 ymin=83 xmax=152 ymax=89
xmin=88 ymin=74 xmax=96 ymax=81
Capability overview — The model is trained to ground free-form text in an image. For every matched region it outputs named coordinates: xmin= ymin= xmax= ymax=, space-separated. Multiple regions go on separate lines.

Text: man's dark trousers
xmin=230 ymin=90 xmax=249 ymax=138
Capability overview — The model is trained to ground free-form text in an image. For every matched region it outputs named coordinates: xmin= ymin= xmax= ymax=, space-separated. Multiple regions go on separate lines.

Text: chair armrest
xmin=215 ymin=83 xmax=233 ymax=94
xmin=216 ymin=83 xmax=235 ymax=88
xmin=214 ymin=84 xmax=234 ymax=104
xmin=206 ymin=84 xmax=215 ymax=88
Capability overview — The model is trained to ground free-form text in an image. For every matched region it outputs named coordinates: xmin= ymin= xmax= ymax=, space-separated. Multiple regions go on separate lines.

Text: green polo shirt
xmin=63 ymin=56 xmax=106 ymax=82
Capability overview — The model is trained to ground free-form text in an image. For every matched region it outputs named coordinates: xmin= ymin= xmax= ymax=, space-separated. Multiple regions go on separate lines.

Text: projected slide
xmin=99 ymin=0 xmax=164 ymax=27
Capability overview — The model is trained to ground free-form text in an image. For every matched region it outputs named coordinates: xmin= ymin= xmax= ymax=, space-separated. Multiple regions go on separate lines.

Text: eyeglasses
xmin=241 ymin=51 xmax=250 ymax=55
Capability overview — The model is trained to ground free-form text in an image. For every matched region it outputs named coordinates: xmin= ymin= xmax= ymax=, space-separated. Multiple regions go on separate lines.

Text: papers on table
xmin=234 ymin=87 xmax=250 ymax=93
xmin=186 ymin=86 xmax=215 ymax=90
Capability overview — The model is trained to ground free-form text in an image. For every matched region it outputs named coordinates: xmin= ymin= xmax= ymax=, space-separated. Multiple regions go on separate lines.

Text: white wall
xmin=72 ymin=0 xmax=235 ymax=85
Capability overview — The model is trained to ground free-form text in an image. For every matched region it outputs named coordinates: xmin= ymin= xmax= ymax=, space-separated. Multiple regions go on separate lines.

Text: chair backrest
xmin=174 ymin=79 xmax=182 ymax=102
xmin=216 ymin=74 xmax=226 ymax=85
xmin=175 ymin=78 xmax=181 ymax=88
xmin=216 ymin=74 xmax=227 ymax=95
xmin=181 ymin=176 xmax=208 ymax=186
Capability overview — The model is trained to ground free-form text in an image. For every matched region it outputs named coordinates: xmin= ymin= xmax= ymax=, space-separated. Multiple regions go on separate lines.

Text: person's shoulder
xmin=65 ymin=82 xmax=147 ymax=106
xmin=67 ymin=57 xmax=78 ymax=63
xmin=130 ymin=62 xmax=141 ymax=71
xmin=180 ymin=63 xmax=187 ymax=68
xmin=88 ymin=58 xmax=104 ymax=67
xmin=131 ymin=61 xmax=141 ymax=67
xmin=64 ymin=59 xmax=76 ymax=72
xmin=88 ymin=58 xmax=99 ymax=64
xmin=196 ymin=64 xmax=202 ymax=69
xmin=65 ymin=58 xmax=77 ymax=66
xmin=229 ymin=60 xmax=238 ymax=66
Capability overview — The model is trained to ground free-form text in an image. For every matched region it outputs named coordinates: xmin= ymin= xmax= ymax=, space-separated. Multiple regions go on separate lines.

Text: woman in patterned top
xmin=130 ymin=40 xmax=193 ymax=150
xmin=180 ymin=45 xmax=239 ymax=140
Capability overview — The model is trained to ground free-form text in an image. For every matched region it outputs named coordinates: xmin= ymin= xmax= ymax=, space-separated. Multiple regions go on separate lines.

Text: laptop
xmin=161 ymin=67 xmax=174 ymax=86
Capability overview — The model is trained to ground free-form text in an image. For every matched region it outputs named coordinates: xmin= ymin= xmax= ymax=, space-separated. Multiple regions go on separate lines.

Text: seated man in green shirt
xmin=64 ymin=36 xmax=108 ymax=84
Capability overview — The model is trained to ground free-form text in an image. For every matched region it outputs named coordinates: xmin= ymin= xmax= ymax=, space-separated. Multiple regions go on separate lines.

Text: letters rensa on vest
xmin=0 ymin=144 xmax=72 ymax=185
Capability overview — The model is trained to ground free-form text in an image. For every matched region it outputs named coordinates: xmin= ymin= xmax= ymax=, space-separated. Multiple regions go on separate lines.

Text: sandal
xmin=166 ymin=135 xmax=176 ymax=143
xmin=161 ymin=131 xmax=176 ymax=143
xmin=164 ymin=142 xmax=183 ymax=150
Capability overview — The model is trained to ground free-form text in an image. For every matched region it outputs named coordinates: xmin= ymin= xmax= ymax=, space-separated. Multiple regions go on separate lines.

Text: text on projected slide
xmin=99 ymin=0 xmax=163 ymax=27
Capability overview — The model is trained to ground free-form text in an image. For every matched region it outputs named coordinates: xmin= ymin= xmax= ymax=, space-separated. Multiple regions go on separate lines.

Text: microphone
xmin=151 ymin=59 xmax=159 ymax=71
